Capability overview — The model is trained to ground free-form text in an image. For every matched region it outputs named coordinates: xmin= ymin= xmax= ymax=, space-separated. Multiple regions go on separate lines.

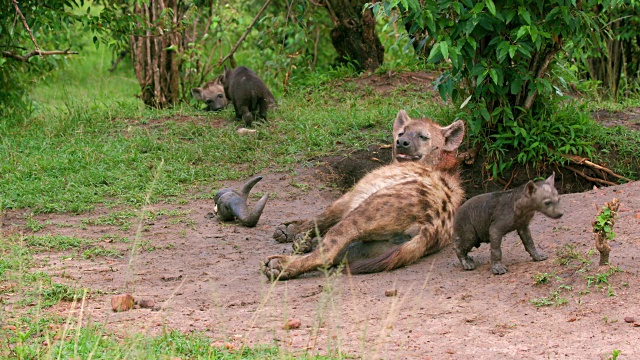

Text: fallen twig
xmin=560 ymin=153 xmax=632 ymax=182
xmin=564 ymin=165 xmax=618 ymax=186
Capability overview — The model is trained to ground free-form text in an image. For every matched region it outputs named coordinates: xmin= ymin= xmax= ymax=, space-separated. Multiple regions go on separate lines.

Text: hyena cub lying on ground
xmin=453 ymin=173 xmax=563 ymax=275
xmin=191 ymin=79 xmax=228 ymax=111
xmin=219 ymin=66 xmax=275 ymax=127
xmin=262 ymin=110 xmax=465 ymax=280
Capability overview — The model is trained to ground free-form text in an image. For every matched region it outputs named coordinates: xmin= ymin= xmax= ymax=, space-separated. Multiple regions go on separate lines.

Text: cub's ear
xmin=441 ymin=120 xmax=465 ymax=152
xmin=524 ymin=180 xmax=537 ymax=196
xmin=545 ymin=172 xmax=556 ymax=186
xmin=191 ymin=88 xmax=204 ymax=100
xmin=393 ymin=110 xmax=410 ymax=135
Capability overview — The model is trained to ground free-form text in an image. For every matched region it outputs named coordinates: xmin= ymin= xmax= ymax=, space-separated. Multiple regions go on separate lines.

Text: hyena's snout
xmin=544 ymin=204 xmax=564 ymax=219
xmin=206 ymin=96 xmax=226 ymax=111
xmin=396 ymin=137 xmax=411 ymax=149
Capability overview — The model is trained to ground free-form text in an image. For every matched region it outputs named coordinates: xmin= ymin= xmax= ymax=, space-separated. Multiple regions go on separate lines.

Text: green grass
xmin=2 ymin=318 xmax=335 ymax=359
xmin=0 ymin=46 xmax=449 ymax=214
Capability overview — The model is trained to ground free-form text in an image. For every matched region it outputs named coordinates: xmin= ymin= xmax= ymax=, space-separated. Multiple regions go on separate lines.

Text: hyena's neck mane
xmin=431 ymin=150 xmax=461 ymax=173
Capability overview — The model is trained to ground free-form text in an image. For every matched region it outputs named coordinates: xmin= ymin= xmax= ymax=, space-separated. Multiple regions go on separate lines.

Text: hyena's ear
xmin=441 ymin=120 xmax=465 ymax=152
xmin=545 ymin=172 xmax=556 ymax=186
xmin=393 ymin=110 xmax=410 ymax=134
xmin=525 ymin=180 xmax=537 ymax=196
xmin=191 ymin=88 xmax=204 ymax=100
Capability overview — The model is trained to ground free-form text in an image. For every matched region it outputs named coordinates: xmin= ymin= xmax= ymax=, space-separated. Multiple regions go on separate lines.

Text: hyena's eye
xmin=543 ymin=200 xmax=552 ymax=206
xmin=398 ymin=132 xmax=405 ymax=137
xmin=217 ymin=94 xmax=224 ymax=98
xmin=419 ymin=135 xmax=429 ymax=140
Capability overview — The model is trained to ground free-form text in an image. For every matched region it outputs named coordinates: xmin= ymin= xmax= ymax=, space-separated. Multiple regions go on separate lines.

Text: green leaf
xmin=486 ymin=0 xmax=496 ymax=16
xmin=518 ymin=6 xmax=531 ymax=24
xmin=480 ymin=107 xmax=491 ymax=121
xmin=427 ymin=42 xmax=442 ymax=62
xmin=511 ymin=77 xmax=523 ymax=94
xmin=516 ymin=26 xmax=529 ymax=40
xmin=441 ymin=42 xmax=449 ymax=59
xmin=489 ymin=68 xmax=498 ymax=84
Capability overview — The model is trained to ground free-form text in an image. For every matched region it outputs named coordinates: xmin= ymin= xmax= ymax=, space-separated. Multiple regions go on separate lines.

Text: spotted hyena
xmin=262 ymin=110 xmax=466 ymax=280
xmin=191 ymin=78 xmax=228 ymax=111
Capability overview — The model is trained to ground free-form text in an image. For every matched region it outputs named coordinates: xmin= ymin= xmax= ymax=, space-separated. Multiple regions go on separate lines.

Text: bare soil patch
xmin=3 ymin=166 xmax=639 ymax=359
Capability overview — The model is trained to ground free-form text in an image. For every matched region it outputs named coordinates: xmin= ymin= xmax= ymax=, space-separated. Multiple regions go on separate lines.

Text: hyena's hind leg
xmin=264 ymin=193 xmax=419 ymax=280
xmin=272 ymin=193 xmax=354 ymax=253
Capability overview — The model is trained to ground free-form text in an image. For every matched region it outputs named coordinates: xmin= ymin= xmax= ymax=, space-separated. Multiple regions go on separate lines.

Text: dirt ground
xmin=3 ymin=72 xmax=640 ymax=359
xmin=2 ymin=163 xmax=638 ymax=359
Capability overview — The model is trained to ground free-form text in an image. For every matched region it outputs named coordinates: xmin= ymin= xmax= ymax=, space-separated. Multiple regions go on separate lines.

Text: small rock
xmin=111 ymin=294 xmax=135 ymax=312
xmin=283 ymin=318 xmax=301 ymax=330
xmin=137 ymin=299 xmax=156 ymax=309
xmin=385 ymin=289 xmax=398 ymax=297
xmin=624 ymin=316 xmax=635 ymax=323
xmin=236 ymin=128 xmax=257 ymax=135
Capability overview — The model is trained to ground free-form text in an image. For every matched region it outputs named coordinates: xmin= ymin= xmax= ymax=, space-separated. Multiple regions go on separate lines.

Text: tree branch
xmin=11 ymin=0 xmax=43 ymax=59
xmin=522 ymin=41 xmax=563 ymax=111
xmin=216 ymin=0 xmax=273 ymax=67
xmin=2 ymin=49 xmax=79 ymax=62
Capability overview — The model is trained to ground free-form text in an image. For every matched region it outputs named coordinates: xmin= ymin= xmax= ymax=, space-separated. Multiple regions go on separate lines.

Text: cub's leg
xmin=240 ymin=105 xmax=253 ymax=127
xmin=517 ymin=226 xmax=548 ymax=261
xmin=453 ymin=234 xmax=477 ymax=270
xmin=258 ymin=98 xmax=269 ymax=121
xmin=489 ymin=228 xmax=508 ymax=275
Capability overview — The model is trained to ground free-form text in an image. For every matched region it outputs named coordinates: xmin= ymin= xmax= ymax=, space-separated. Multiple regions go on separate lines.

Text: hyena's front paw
xmin=530 ymin=251 xmax=548 ymax=262
xmin=273 ymin=223 xmax=299 ymax=243
xmin=292 ymin=234 xmax=318 ymax=254
xmin=459 ymin=255 xmax=476 ymax=270
xmin=262 ymin=256 xmax=294 ymax=281
xmin=491 ymin=262 xmax=508 ymax=275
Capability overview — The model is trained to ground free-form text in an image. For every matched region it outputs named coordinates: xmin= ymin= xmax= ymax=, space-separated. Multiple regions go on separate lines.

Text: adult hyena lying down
xmin=262 ymin=110 xmax=465 ymax=280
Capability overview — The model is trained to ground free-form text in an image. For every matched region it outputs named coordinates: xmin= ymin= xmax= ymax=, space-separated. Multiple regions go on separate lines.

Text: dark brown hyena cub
xmin=218 ymin=66 xmax=275 ymax=128
xmin=191 ymin=79 xmax=228 ymax=111
xmin=453 ymin=173 xmax=563 ymax=275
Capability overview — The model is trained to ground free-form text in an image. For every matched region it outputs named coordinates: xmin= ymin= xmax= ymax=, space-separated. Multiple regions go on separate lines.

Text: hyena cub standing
xmin=191 ymin=79 xmax=228 ymax=111
xmin=453 ymin=173 xmax=563 ymax=275
xmin=262 ymin=110 xmax=465 ymax=280
xmin=219 ymin=66 xmax=275 ymax=127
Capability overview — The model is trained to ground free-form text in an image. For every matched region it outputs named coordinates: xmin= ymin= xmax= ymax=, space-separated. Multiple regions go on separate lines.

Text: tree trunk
xmin=587 ymin=19 xmax=624 ymax=99
xmin=324 ymin=0 xmax=384 ymax=72
xmin=131 ymin=0 xmax=182 ymax=108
